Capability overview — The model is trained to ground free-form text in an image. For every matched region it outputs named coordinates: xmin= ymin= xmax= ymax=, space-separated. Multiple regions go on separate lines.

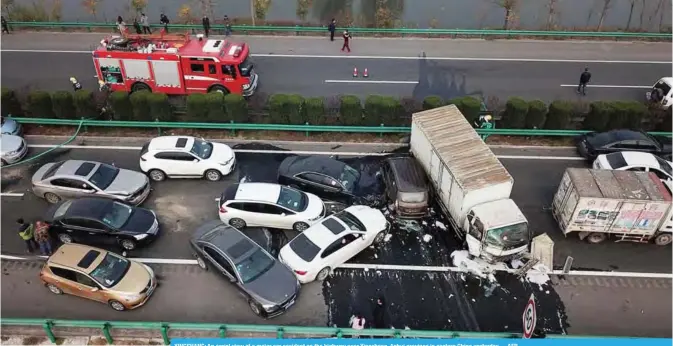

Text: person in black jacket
xmin=1 ymin=16 xmax=9 ymax=34
xmin=160 ymin=13 xmax=170 ymax=33
xmin=202 ymin=15 xmax=210 ymax=37
xmin=328 ymin=19 xmax=336 ymax=41
xmin=577 ymin=67 xmax=591 ymax=96
xmin=372 ymin=296 xmax=387 ymax=329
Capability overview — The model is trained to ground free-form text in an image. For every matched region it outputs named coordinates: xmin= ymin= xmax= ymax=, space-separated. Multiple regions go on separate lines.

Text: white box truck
xmin=552 ymin=168 xmax=673 ymax=245
xmin=410 ymin=105 xmax=531 ymax=263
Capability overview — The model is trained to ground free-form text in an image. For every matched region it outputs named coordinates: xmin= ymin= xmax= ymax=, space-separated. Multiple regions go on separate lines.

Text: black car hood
xmin=243 ymin=262 xmax=298 ymax=306
xmin=119 ymin=208 xmax=155 ymax=234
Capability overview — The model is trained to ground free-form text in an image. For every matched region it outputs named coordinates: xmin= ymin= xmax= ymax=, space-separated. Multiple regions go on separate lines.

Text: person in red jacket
xmin=341 ymin=30 xmax=352 ymax=52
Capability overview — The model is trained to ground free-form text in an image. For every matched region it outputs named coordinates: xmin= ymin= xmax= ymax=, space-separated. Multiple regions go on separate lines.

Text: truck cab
xmin=647 ymin=77 xmax=673 ymax=110
xmin=463 ymin=199 xmax=530 ymax=263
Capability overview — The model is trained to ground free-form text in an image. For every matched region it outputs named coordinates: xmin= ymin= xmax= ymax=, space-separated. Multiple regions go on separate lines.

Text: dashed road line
xmin=560 ymin=84 xmax=651 ymax=89
xmin=0 ymin=193 xmax=24 ymax=197
xmin=324 ymin=80 xmax=418 ymax=84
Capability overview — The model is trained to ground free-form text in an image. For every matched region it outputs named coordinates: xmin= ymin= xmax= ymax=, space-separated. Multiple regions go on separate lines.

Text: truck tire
xmin=131 ymin=82 xmax=151 ymax=93
xmin=209 ymin=85 xmax=229 ymax=94
xmin=654 ymin=233 xmax=672 ymax=246
xmin=586 ymin=232 xmax=607 ymax=244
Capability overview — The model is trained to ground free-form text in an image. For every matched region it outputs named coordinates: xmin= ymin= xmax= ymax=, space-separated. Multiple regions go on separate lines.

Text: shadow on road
xmin=412 ymin=52 xmax=484 ymax=102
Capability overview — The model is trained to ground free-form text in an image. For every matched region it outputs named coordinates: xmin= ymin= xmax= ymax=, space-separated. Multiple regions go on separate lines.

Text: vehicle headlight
xmin=219 ymin=157 xmax=234 ymax=166
xmin=262 ymin=303 xmax=277 ymax=311
xmin=120 ymin=293 xmax=143 ymax=301
xmin=243 ymin=84 xmax=250 ymax=89
xmin=134 ymin=234 xmax=149 ymax=240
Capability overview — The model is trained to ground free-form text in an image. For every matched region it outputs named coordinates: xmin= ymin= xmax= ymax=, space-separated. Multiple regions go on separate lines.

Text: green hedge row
xmin=1 ymin=87 xmax=669 ymax=132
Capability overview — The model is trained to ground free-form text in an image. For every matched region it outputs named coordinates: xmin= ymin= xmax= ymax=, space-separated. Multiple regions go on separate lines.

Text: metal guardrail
xmin=7 ymin=21 xmax=672 ymax=39
xmin=0 ymin=318 xmax=615 ymax=344
xmin=9 ymin=117 xmax=673 ymax=138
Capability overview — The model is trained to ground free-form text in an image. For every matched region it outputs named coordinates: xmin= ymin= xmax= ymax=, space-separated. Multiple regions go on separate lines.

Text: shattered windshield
xmin=339 ymin=165 xmax=360 ymax=193
xmin=483 ymin=223 xmax=529 ymax=249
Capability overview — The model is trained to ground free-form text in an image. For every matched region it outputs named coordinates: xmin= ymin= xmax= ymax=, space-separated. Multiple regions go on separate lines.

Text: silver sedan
xmin=1 ymin=134 xmax=28 ymax=166
xmin=32 ymin=160 xmax=151 ymax=205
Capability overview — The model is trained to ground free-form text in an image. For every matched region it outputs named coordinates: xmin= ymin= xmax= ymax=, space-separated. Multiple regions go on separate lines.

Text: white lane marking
xmin=1 ymin=49 xmax=670 ymax=64
xmin=2 ymin=254 xmax=670 ymax=278
xmin=27 ymin=144 xmax=584 ymax=160
xmin=560 ymin=84 xmax=652 ymax=89
xmin=325 ymin=79 xmax=418 ymax=84
xmin=0 ymin=193 xmax=24 ymax=197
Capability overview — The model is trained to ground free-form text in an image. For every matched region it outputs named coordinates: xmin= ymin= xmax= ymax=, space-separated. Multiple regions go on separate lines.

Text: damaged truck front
xmin=409 ymin=105 xmax=531 ymax=264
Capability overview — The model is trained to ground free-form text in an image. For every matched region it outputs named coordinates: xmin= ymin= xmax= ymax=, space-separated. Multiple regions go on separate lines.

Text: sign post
xmin=522 ymin=293 xmax=537 ymax=339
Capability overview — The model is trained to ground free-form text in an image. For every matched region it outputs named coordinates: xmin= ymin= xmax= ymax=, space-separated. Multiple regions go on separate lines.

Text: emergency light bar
xmin=228 ymin=44 xmax=245 ymax=58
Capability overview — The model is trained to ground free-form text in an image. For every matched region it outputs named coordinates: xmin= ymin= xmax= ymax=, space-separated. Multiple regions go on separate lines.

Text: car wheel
xmin=293 ymin=221 xmax=309 ymax=232
xmin=108 ymin=300 xmax=126 ymax=311
xmin=229 ymin=218 xmax=246 ymax=229
xmin=374 ymin=231 xmax=386 ymax=244
xmin=44 ymin=193 xmax=61 ymax=204
xmin=148 ymin=169 xmax=166 ymax=182
xmin=195 ymin=255 xmax=208 ymax=270
xmin=586 ymin=232 xmax=607 ymax=244
xmin=46 ymin=283 xmax=63 ymax=295
xmin=248 ymin=300 xmax=265 ymax=317
xmin=654 ymin=233 xmax=672 ymax=246
xmin=120 ymin=239 xmax=137 ymax=251
xmin=316 ymin=267 xmax=331 ymax=281
xmin=58 ymin=233 xmax=73 ymax=244
xmin=205 ymin=169 xmax=222 ymax=182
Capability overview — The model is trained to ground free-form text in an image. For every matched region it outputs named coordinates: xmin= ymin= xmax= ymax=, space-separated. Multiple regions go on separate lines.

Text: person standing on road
xmin=202 ymin=15 xmax=211 ymax=37
xmin=1 ymin=16 xmax=9 ymax=34
xmin=17 ymin=218 xmax=37 ymax=253
xmin=34 ymin=221 xmax=53 ymax=256
xmin=132 ymin=17 xmax=142 ymax=34
xmin=140 ymin=13 xmax=151 ymax=34
xmin=116 ymin=16 xmax=126 ymax=35
xmin=349 ymin=312 xmax=366 ymax=337
xmin=341 ymin=30 xmax=352 ymax=52
xmin=372 ymin=296 xmax=387 ymax=329
xmin=328 ymin=19 xmax=336 ymax=41
xmin=577 ymin=67 xmax=591 ymax=96
xmin=160 ymin=13 xmax=170 ymax=33
xmin=223 ymin=15 xmax=232 ymax=36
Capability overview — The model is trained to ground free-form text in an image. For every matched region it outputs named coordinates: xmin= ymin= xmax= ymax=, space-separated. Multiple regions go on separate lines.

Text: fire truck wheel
xmin=131 ymin=82 xmax=151 ymax=93
xmin=209 ymin=85 xmax=229 ymax=94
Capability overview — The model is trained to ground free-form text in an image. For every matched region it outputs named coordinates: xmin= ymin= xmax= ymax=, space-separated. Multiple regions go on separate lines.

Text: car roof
xmin=195 ymin=222 xmax=258 ymax=262
xmin=232 ymin=182 xmax=281 ymax=203
xmin=659 ymin=77 xmax=673 ymax=86
xmin=51 ymin=160 xmax=99 ymax=179
xmin=62 ymin=197 xmax=113 ymax=220
xmin=148 ymin=136 xmax=195 ymax=151
xmin=47 ymin=243 xmax=107 ymax=273
xmin=594 ymin=130 xmax=649 ymax=144
xmin=385 ymin=156 xmax=428 ymax=192
xmin=285 ymin=156 xmax=346 ymax=177
xmin=620 ymin=151 xmax=662 ymax=168
xmin=302 ymin=216 xmax=344 ymax=249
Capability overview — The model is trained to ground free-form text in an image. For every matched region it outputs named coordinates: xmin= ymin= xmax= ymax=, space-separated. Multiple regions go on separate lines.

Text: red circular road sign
xmin=522 ymin=294 xmax=536 ymax=339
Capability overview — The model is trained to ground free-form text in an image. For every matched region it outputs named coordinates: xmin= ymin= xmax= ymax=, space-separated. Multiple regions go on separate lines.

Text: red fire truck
xmin=92 ymin=32 xmax=258 ymax=96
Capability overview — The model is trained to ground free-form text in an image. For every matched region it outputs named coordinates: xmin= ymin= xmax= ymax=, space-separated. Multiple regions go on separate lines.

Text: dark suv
xmin=380 ymin=157 xmax=430 ymax=219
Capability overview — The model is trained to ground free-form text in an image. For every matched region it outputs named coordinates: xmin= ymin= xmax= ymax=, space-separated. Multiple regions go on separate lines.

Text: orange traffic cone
xmin=353 ymin=67 xmax=358 ymax=77
xmin=363 ymin=68 xmax=369 ymax=78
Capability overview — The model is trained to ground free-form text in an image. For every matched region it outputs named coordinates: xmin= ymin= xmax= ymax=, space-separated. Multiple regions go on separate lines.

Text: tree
xmin=638 ymin=0 xmax=645 ymax=29
xmin=296 ymin=0 xmax=312 ymax=21
xmin=492 ymin=0 xmax=518 ymax=30
xmin=658 ymin=0 xmax=667 ymax=32
xmin=597 ymin=0 xmax=613 ymax=31
xmin=253 ymin=0 xmax=272 ymax=21
xmin=130 ymin=0 xmax=147 ymax=15
xmin=194 ymin=0 xmax=215 ymax=17
xmin=546 ymin=0 xmax=558 ymax=30
xmin=625 ymin=0 xmax=636 ymax=30
xmin=178 ymin=4 xmax=193 ymax=24
xmin=50 ymin=0 xmax=62 ymax=21
xmin=82 ymin=0 xmax=101 ymax=21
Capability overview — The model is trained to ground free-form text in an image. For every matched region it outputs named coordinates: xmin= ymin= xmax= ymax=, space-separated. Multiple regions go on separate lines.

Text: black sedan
xmin=190 ymin=220 xmax=300 ymax=318
xmin=277 ymin=155 xmax=383 ymax=206
xmin=45 ymin=197 xmax=159 ymax=252
xmin=576 ymin=129 xmax=672 ymax=161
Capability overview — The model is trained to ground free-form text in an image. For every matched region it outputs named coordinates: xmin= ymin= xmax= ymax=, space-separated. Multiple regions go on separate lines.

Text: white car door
xmin=224 ymin=201 xmax=260 ymax=226
xmin=258 ymin=203 xmax=295 ymax=229
xmin=158 ymin=152 xmax=201 ymax=176
xmin=321 ymin=233 xmax=367 ymax=269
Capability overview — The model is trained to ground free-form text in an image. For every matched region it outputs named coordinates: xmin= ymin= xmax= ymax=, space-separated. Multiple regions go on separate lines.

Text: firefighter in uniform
xmin=70 ymin=77 xmax=82 ymax=91
xmin=474 ymin=114 xmax=493 ymax=141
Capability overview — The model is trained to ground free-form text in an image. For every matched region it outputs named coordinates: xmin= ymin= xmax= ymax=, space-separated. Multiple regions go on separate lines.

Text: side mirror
xmin=91 ymin=287 xmax=99 ymax=292
xmin=228 ymin=276 xmax=237 ymax=283
xmin=280 ymin=213 xmax=286 ymax=217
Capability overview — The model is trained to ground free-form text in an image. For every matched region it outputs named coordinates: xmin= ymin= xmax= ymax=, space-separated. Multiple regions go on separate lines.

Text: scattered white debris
xmin=545 ymin=290 xmax=550 ymax=294
xmin=510 ymin=258 xmax=525 ymax=269
xmin=447 ymin=319 xmax=451 ymax=323
xmin=434 ymin=221 xmax=447 ymax=230
xmin=383 ymin=234 xmax=393 ymax=242
xmin=376 ymin=270 xmax=382 ymax=275
xmin=421 ymin=220 xmax=428 ymax=226
xmin=239 ymin=176 xmax=248 ymax=183
xmin=364 ymin=268 xmax=369 ymax=272
xmin=404 ymin=326 xmax=410 ymax=330
xmin=448 ymin=294 xmax=454 ymax=299
xmin=422 ymin=234 xmax=433 ymax=242
xmin=471 ymin=298 xmax=476 ymax=302
xmin=374 ymin=254 xmax=378 ymax=259
xmin=525 ymin=263 xmax=552 ymax=289
xmin=450 ymin=250 xmax=497 ymax=281
xmin=326 ymin=281 xmax=330 ymax=288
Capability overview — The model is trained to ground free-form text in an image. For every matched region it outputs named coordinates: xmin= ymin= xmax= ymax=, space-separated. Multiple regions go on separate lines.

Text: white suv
xmin=139 ymin=136 xmax=235 ymax=182
xmin=218 ymin=182 xmax=326 ymax=232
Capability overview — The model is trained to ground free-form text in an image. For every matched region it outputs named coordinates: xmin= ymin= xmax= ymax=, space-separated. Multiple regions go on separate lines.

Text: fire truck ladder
xmin=123 ymin=31 xmax=192 ymax=43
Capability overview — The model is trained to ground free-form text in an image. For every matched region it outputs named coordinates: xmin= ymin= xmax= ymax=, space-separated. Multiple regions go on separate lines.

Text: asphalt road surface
xmin=1 ymin=33 xmax=670 ymax=102
xmin=1 ymin=139 xmax=671 ymax=273
xmin=1 ymin=259 xmax=670 ymax=337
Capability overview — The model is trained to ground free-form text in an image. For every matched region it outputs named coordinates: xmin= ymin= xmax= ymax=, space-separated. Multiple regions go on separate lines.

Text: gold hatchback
xmin=40 ymin=243 xmax=157 ymax=311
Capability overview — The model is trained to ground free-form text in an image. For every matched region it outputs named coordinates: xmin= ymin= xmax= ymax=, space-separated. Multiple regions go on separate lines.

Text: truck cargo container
xmin=409 ymin=105 xmax=530 ymax=263
xmin=552 ymin=168 xmax=673 ymax=245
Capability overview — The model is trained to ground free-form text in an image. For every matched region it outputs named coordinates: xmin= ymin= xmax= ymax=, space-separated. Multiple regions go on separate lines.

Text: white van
xmin=647 ymin=77 xmax=673 ymax=110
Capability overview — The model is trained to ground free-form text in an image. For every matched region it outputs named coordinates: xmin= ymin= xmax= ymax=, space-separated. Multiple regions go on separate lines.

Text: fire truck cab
xmin=93 ymin=32 xmax=258 ymax=96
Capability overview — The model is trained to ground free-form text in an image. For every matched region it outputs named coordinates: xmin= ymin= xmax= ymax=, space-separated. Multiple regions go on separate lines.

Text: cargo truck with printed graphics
xmin=409 ymin=105 xmax=533 ymax=264
xmin=552 ymin=168 xmax=673 ymax=246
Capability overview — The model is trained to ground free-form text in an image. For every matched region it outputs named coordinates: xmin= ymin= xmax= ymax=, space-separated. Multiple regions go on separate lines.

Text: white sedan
xmin=139 ymin=136 xmax=235 ymax=182
xmin=1 ymin=134 xmax=28 ymax=166
xmin=593 ymin=151 xmax=673 ymax=181
xmin=218 ymin=182 xmax=326 ymax=232
xmin=278 ymin=205 xmax=389 ymax=283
